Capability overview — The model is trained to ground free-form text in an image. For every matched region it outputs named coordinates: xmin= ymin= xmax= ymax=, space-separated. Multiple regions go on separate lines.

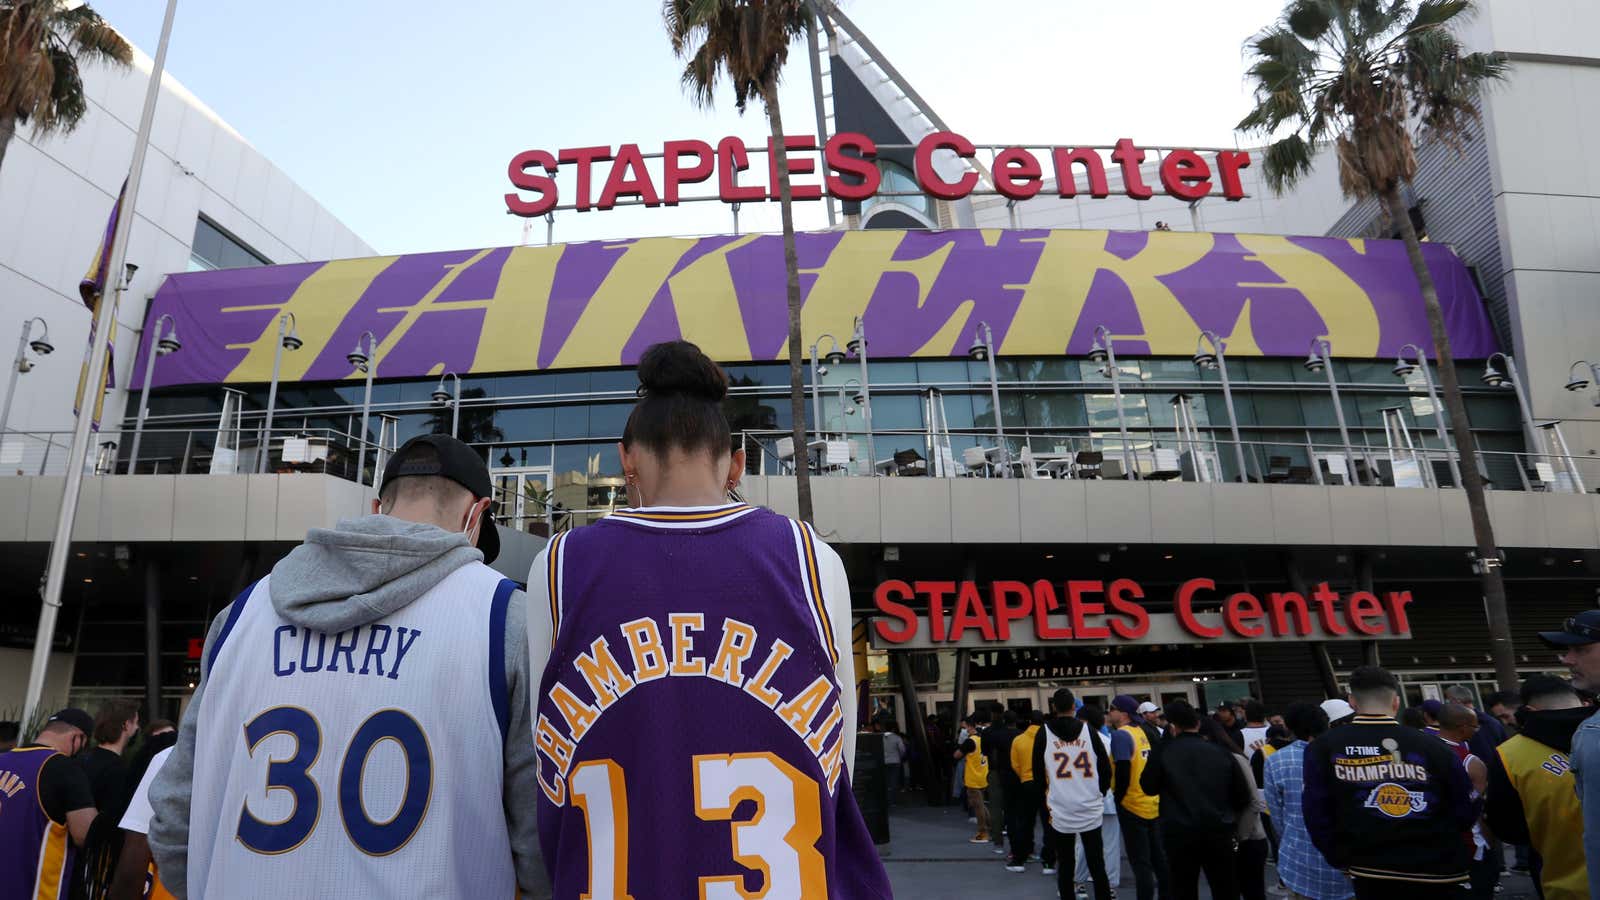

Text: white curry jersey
xmin=186 ymin=564 xmax=516 ymax=898
xmin=1044 ymin=724 xmax=1107 ymax=834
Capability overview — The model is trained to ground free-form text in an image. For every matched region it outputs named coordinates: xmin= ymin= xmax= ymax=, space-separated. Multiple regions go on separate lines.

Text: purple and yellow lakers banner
xmin=133 ymin=229 xmax=1497 ymax=389
xmin=74 ymin=179 xmax=127 ymax=428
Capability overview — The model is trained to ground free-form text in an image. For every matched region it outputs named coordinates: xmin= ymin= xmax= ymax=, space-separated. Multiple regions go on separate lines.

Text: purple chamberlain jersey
xmin=0 ymin=748 xmax=74 ymax=900
xmin=532 ymin=503 xmax=891 ymax=899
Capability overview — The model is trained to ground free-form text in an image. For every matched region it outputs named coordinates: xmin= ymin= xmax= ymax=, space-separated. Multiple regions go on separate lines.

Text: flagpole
xmin=22 ymin=0 xmax=181 ymax=727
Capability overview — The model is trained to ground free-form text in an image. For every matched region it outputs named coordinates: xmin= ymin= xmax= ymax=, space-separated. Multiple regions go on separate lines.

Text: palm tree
xmin=665 ymin=0 xmax=816 ymax=524
xmin=0 ymin=0 xmax=132 ymax=173
xmin=1238 ymin=0 xmax=1516 ymax=691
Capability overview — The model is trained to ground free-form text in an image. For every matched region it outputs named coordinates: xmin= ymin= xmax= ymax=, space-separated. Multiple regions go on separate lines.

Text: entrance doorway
xmin=490 ymin=466 xmax=553 ymax=538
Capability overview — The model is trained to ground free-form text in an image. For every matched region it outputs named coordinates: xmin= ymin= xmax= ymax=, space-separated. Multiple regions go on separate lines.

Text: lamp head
xmin=852 ymin=391 xmax=865 ymax=406
xmin=431 ymin=388 xmax=451 ymax=404
xmin=823 ymin=348 xmax=846 ymax=367
xmin=1192 ymin=351 xmax=1217 ymax=370
xmin=346 ymin=341 xmax=370 ymax=371
xmin=28 ymin=337 xmax=54 ymax=356
xmin=156 ymin=328 xmax=182 ymax=356
xmin=1564 ymin=376 xmax=1590 ymax=392
xmin=1086 ymin=339 xmax=1108 ymax=364
xmin=965 ymin=338 xmax=987 ymax=362
xmin=1391 ymin=357 xmax=1416 ymax=378
xmin=846 ymin=336 xmax=863 ymax=357
xmin=281 ymin=325 xmax=303 ymax=352
xmin=1302 ymin=351 xmax=1325 ymax=373
xmin=1481 ymin=361 xmax=1507 ymax=387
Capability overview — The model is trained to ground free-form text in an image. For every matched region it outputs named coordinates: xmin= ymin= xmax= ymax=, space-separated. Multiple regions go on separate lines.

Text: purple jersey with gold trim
xmin=533 ymin=503 xmax=891 ymax=899
xmin=0 ymin=748 xmax=74 ymax=900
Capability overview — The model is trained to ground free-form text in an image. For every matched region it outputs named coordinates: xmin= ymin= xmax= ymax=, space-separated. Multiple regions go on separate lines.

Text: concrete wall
xmin=1465 ymin=2 xmax=1600 ymax=477
xmin=741 ymin=476 xmax=1600 ymax=550
xmin=0 ymin=474 xmax=542 ymax=580
xmin=0 ymin=40 xmax=372 ymax=445
xmin=0 ymin=650 xmax=74 ymax=718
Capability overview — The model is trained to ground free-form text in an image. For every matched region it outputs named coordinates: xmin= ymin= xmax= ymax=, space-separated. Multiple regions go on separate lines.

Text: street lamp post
xmin=1087 ymin=325 xmax=1134 ymax=478
xmin=433 ymin=371 xmax=461 ymax=438
xmin=256 ymin=312 xmax=302 ymax=473
xmin=809 ymin=334 xmax=845 ymax=445
xmin=1393 ymin=344 xmax=1461 ymax=487
xmin=967 ymin=321 xmax=1012 ymax=478
xmin=1304 ymin=337 xmax=1358 ymax=483
xmin=1483 ymin=352 xmax=1542 ymax=466
xmin=1193 ymin=330 xmax=1250 ymax=482
xmin=347 ymin=331 xmax=378 ymax=485
xmin=848 ymin=317 xmax=878 ymax=474
xmin=127 ymin=315 xmax=182 ymax=473
xmin=0 ymin=317 xmax=54 ymax=440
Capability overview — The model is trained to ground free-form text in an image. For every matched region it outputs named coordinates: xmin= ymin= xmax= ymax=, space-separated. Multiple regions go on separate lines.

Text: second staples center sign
xmin=870 ymin=578 xmax=1414 ymax=650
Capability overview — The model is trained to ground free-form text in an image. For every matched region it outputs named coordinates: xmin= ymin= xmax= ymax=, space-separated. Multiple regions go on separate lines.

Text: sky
xmin=87 ymin=0 xmax=1290 ymax=257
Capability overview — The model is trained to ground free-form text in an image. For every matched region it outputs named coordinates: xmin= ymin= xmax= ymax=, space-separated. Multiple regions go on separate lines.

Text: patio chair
xmin=1072 ymin=450 xmax=1103 ymax=479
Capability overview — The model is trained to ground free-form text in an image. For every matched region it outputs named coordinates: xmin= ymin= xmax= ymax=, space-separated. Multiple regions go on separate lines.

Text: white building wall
xmin=0 ymin=43 xmax=371 ymax=452
xmin=1466 ymin=0 xmax=1600 ymax=470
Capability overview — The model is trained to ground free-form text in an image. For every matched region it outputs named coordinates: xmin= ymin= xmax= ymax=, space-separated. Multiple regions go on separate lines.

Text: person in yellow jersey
xmin=955 ymin=710 xmax=992 ymax=843
xmin=1109 ymin=695 xmax=1170 ymax=900
xmin=1484 ymin=674 xmax=1589 ymax=900
xmin=1009 ymin=709 xmax=1056 ymax=872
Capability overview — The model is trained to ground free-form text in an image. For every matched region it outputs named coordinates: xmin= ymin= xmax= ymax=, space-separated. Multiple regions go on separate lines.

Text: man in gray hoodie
xmin=147 ymin=435 xmax=549 ymax=898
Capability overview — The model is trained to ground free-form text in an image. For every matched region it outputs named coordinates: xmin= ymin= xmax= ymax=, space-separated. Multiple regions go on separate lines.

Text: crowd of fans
xmin=916 ymin=608 xmax=1600 ymax=900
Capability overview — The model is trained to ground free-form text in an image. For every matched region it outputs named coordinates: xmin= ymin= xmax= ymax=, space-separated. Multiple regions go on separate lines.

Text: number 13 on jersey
xmin=570 ymin=753 xmax=827 ymax=900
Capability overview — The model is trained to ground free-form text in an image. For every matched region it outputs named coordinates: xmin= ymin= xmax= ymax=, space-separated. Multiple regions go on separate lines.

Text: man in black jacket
xmin=1140 ymin=700 xmax=1251 ymax=900
xmin=982 ymin=709 xmax=1020 ymax=856
xmin=1304 ymin=666 xmax=1477 ymax=900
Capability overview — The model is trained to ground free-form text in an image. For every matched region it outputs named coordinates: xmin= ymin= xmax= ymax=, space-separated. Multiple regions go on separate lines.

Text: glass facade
xmin=187 ymin=216 xmax=271 ymax=271
xmin=126 ymin=352 xmax=1529 ymax=525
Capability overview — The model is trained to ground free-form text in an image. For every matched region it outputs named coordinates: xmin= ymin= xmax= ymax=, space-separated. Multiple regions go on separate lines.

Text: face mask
xmin=462 ymin=502 xmax=483 ymax=538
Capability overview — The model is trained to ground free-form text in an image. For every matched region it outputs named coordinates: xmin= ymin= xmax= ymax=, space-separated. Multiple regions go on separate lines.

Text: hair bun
xmin=636 ymin=341 xmax=728 ymax=402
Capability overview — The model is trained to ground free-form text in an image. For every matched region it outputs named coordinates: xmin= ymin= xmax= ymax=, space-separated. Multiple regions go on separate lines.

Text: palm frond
xmin=664 ymin=0 xmax=808 ymax=118
xmin=0 ymin=0 xmax=130 ymax=142
xmin=69 ymin=17 xmax=131 ymax=66
xmin=1260 ymin=133 xmax=1316 ymax=193
xmin=1285 ymin=0 xmax=1336 ymax=41
xmin=1407 ymin=0 xmax=1473 ymax=32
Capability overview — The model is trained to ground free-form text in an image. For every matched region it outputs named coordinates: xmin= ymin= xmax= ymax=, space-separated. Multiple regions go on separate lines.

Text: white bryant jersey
xmin=187 ymin=564 xmax=516 ymax=898
xmin=1044 ymin=726 xmax=1106 ymax=835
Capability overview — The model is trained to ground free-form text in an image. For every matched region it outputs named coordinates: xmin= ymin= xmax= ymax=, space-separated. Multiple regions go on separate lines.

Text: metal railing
xmin=0 ymin=426 xmax=386 ymax=480
xmin=737 ymin=427 xmax=1600 ymax=494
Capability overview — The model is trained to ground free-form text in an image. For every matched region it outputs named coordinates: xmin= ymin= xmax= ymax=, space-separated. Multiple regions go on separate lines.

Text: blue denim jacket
xmin=1572 ymin=707 xmax=1600 ymax=900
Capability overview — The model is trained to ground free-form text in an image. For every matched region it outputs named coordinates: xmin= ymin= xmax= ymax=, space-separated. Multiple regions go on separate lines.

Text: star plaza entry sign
xmin=504 ymin=132 xmax=1252 ymax=216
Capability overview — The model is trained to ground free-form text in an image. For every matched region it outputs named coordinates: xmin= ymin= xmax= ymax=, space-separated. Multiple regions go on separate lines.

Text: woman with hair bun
xmin=526 ymin=341 xmax=891 ymax=898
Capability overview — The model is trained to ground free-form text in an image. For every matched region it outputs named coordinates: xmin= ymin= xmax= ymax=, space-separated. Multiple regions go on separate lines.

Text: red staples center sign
xmin=505 ymin=132 xmax=1251 ymax=217
xmin=870 ymin=578 xmax=1414 ymax=650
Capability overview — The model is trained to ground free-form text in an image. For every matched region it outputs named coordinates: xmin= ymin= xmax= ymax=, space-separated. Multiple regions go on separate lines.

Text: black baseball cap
xmin=379 ymin=434 xmax=500 ymax=564
xmin=1538 ymin=609 xmax=1600 ymax=648
xmin=47 ymin=708 xmax=94 ymax=736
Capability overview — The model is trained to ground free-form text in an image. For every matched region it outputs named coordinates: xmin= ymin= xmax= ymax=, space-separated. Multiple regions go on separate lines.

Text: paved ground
xmin=877 ymin=798 xmax=1541 ymax=900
